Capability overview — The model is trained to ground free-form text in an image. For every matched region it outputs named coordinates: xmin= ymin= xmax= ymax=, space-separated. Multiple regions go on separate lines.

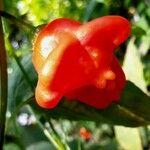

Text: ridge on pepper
xmin=32 ymin=16 xmax=131 ymax=109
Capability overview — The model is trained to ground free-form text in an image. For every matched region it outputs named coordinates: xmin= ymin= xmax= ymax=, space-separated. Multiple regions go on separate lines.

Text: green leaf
xmin=4 ymin=143 xmax=21 ymax=150
xmin=123 ymin=38 xmax=147 ymax=93
xmin=8 ymin=54 xmax=37 ymax=112
xmin=141 ymin=36 xmax=150 ymax=85
xmin=132 ymin=25 xmax=146 ymax=38
xmin=31 ymin=81 xmax=150 ymax=127
xmin=139 ymin=32 xmax=150 ymax=56
xmin=27 ymin=141 xmax=54 ymax=150
xmin=114 ymin=126 xmax=143 ymax=150
xmin=17 ymin=124 xmax=49 ymax=147
xmin=83 ymin=0 xmax=97 ymax=22
xmin=10 ymin=55 xmax=150 ymax=127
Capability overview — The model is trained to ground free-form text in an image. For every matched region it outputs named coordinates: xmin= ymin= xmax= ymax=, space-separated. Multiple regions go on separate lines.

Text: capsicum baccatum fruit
xmin=32 ymin=16 xmax=131 ymax=109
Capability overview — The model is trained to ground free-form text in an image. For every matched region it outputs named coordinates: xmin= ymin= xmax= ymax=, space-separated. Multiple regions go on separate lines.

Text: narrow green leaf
xmin=31 ymin=81 xmax=150 ymax=127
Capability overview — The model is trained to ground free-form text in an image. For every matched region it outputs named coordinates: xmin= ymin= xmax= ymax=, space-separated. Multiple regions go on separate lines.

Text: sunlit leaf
xmin=123 ymin=38 xmax=147 ymax=93
xmin=114 ymin=126 xmax=143 ymax=150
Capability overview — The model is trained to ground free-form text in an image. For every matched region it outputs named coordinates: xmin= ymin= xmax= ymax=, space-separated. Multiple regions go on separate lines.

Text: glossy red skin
xmin=32 ymin=16 xmax=131 ymax=109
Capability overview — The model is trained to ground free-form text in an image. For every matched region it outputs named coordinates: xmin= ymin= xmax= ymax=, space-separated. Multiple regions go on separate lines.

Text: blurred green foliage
xmin=1 ymin=0 xmax=150 ymax=150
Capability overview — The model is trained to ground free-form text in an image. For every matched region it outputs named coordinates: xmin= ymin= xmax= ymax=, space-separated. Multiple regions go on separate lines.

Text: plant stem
xmin=0 ymin=1 xmax=8 ymax=149
xmin=48 ymin=119 xmax=71 ymax=150
xmin=28 ymin=106 xmax=66 ymax=150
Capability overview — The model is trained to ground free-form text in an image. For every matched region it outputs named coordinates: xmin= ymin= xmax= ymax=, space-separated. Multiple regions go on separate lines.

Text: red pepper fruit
xmin=32 ymin=16 xmax=131 ymax=109
xmin=80 ymin=127 xmax=92 ymax=141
